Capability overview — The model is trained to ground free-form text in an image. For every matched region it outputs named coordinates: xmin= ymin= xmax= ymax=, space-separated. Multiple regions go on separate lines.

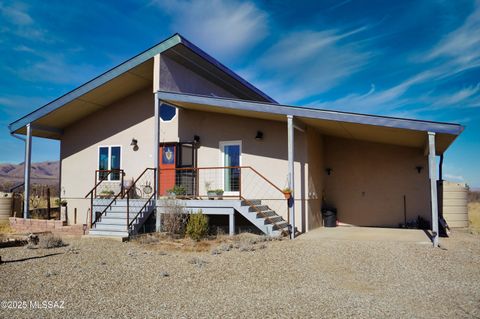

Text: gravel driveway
xmin=1 ymin=230 xmax=479 ymax=318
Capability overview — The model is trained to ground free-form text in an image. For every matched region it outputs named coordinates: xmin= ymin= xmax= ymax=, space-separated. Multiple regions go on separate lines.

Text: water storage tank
xmin=443 ymin=181 xmax=468 ymax=228
xmin=0 ymin=192 xmax=13 ymax=224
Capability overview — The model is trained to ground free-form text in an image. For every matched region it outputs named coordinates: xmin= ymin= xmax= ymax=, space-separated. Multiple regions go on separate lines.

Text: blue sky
xmin=0 ymin=0 xmax=479 ymax=187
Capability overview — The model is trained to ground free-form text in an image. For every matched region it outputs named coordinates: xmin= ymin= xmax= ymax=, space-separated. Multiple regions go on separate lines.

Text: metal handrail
xmin=128 ymin=192 xmax=156 ymax=232
xmin=84 ymin=169 xmax=125 ymax=198
xmin=10 ymin=183 xmax=25 ymax=193
xmin=86 ymin=169 xmax=125 ymax=227
xmin=124 ymin=168 xmax=156 ymax=229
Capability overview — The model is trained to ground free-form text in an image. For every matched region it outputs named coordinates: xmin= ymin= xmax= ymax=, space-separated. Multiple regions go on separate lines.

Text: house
xmin=8 ymin=34 xmax=463 ymax=245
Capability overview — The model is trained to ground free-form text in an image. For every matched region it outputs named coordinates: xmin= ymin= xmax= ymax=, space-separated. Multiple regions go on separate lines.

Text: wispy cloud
xmin=244 ymin=27 xmax=374 ymax=103
xmin=0 ymin=1 xmax=50 ymax=42
xmin=151 ymin=0 xmax=268 ymax=61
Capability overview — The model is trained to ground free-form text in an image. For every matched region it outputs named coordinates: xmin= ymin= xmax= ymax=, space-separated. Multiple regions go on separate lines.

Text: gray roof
xmin=9 ymin=33 xmax=276 ymax=134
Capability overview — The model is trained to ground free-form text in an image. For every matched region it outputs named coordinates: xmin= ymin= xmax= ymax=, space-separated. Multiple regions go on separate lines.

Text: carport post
xmin=23 ymin=123 xmax=32 ymax=219
xmin=154 ymin=93 xmax=161 ymax=231
xmin=287 ymin=115 xmax=295 ymax=239
xmin=428 ymin=132 xmax=439 ymax=247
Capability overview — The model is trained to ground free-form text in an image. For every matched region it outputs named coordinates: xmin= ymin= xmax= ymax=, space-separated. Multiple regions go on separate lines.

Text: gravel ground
xmin=0 ymin=230 xmax=479 ymax=319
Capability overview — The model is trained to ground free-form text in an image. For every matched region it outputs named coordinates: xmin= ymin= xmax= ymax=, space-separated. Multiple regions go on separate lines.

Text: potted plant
xmin=205 ymin=181 xmax=217 ymax=199
xmin=166 ymin=185 xmax=187 ymax=198
xmin=214 ymin=189 xmax=224 ymax=200
xmin=282 ymin=188 xmax=292 ymax=199
xmin=100 ymin=189 xmax=115 ymax=199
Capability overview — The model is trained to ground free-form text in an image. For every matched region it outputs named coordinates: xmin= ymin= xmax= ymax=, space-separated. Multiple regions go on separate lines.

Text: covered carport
xmin=156 ymin=91 xmax=463 ymax=246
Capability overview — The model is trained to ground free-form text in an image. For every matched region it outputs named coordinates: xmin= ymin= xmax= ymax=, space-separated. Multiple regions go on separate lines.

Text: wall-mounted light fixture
xmin=325 ymin=168 xmax=333 ymax=176
xmin=193 ymin=135 xmax=200 ymax=144
xmin=131 ymin=138 xmax=139 ymax=151
xmin=415 ymin=165 xmax=423 ymax=174
xmin=255 ymin=131 xmax=264 ymax=141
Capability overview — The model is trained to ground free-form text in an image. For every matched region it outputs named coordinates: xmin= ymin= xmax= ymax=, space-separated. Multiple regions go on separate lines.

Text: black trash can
xmin=322 ymin=208 xmax=337 ymax=227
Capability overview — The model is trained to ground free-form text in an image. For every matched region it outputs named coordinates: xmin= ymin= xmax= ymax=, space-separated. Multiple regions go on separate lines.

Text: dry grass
xmin=132 ymin=232 xmax=282 ymax=254
xmin=0 ymin=223 xmax=14 ymax=234
xmin=468 ymin=202 xmax=480 ymax=232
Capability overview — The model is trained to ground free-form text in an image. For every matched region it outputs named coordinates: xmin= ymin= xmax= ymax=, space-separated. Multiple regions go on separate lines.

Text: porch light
xmin=255 ymin=131 xmax=264 ymax=141
xmin=416 ymin=165 xmax=423 ymax=174
xmin=325 ymin=168 xmax=333 ymax=175
xmin=193 ymin=135 xmax=200 ymax=144
xmin=130 ymin=138 xmax=138 ymax=151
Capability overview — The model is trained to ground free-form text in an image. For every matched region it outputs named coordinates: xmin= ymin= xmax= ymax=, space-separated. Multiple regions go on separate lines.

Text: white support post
xmin=229 ymin=212 xmax=235 ymax=236
xmin=287 ymin=115 xmax=295 ymax=239
xmin=23 ymin=123 xmax=32 ymax=219
xmin=154 ymin=93 xmax=161 ymax=231
xmin=428 ymin=132 xmax=439 ymax=247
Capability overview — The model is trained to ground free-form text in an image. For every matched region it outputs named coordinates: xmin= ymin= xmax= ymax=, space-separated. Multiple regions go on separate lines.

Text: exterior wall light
xmin=326 ymin=168 xmax=333 ymax=175
xmin=416 ymin=165 xmax=423 ymax=174
xmin=131 ymin=138 xmax=139 ymax=151
xmin=193 ymin=135 xmax=200 ymax=144
xmin=255 ymin=131 xmax=264 ymax=141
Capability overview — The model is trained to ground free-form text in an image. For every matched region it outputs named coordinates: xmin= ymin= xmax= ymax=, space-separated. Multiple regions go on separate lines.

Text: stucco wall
xmin=178 ymin=109 xmax=308 ymax=231
xmin=306 ymin=128 xmax=325 ymax=231
xmin=60 ymin=88 xmax=157 ymax=224
xmin=323 ymin=136 xmax=430 ymax=227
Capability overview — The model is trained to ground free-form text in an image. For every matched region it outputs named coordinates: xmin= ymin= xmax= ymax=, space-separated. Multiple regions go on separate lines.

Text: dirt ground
xmin=0 ymin=229 xmax=479 ymax=318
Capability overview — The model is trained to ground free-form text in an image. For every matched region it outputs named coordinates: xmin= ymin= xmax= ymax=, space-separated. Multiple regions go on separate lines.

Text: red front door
xmin=159 ymin=144 xmax=176 ymax=195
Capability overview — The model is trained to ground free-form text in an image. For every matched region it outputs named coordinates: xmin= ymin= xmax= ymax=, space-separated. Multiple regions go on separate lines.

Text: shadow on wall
xmin=61 ymin=87 xmax=153 ymax=159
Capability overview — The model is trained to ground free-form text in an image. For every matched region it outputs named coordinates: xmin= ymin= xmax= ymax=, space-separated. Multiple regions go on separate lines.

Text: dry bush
xmin=37 ymin=234 xmax=66 ymax=249
xmin=186 ymin=210 xmax=209 ymax=241
xmin=468 ymin=190 xmax=480 ymax=203
xmin=160 ymin=199 xmax=188 ymax=236
xmin=0 ymin=224 xmax=13 ymax=234
xmin=469 ymin=202 xmax=480 ymax=232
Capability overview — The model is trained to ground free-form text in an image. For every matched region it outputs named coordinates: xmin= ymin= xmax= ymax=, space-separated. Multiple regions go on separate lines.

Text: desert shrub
xmin=28 ymin=234 xmax=66 ymax=249
xmin=160 ymin=199 xmax=188 ymax=236
xmin=186 ymin=210 xmax=209 ymax=241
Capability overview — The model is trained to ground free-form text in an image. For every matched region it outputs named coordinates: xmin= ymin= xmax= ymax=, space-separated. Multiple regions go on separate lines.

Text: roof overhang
xmin=8 ymin=33 xmax=276 ymax=139
xmin=158 ymin=91 xmax=464 ymax=154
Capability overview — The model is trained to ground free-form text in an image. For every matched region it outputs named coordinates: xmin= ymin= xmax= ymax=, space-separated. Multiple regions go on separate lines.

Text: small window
xmin=98 ymin=146 xmax=122 ymax=181
xmin=160 ymin=104 xmax=176 ymax=122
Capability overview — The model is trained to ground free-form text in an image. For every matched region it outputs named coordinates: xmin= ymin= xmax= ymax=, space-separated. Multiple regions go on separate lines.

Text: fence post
xmin=47 ymin=188 xmax=51 ymax=220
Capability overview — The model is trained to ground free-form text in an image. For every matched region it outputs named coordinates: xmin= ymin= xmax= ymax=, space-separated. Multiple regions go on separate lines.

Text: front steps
xmin=88 ymin=198 xmax=155 ymax=238
xmin=179 ymin=199 xmax=290 ymax=237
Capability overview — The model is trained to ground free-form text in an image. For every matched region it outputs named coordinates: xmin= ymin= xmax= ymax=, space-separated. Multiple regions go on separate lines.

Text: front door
xmin=158 ymin=142 xmax=197 ymax=196
xmin=220 ymin=141 xmax=241 ymax=195
xmin=159 ymin=143 xmax=176 ymax=196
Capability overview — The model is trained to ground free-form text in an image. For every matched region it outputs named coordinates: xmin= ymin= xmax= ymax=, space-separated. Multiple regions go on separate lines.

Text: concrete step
xmin=88 ymin=229 xmax=129 ymax=237
xmin=263 ymin=215 xmax=284 ymax=224
xmin=241 ymin=199 xmax=262 ymax=206
xmin=256 ymin=210 xmax=277 ymax=217
xmin=93 ymin=224 xmax=128 ymax=231
xmin=249 ymin=205 xmax=269 ymax=212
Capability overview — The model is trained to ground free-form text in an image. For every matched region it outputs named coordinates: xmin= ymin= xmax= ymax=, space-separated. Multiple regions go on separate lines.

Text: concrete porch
xmin=300 ymin=226 xmax=431 ymax=244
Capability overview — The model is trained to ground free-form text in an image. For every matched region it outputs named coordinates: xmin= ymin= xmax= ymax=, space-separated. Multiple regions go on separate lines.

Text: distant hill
xmin=0 ymin=161 xmax=59 ymax=191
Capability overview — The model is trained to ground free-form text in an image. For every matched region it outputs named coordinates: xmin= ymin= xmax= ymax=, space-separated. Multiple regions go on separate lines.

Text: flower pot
xmin=207 ymin=191 xmax=217 ymax=200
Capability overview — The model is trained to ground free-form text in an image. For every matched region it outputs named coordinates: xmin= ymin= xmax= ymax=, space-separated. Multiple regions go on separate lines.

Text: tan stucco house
xmin=9 ymin=34 xmax=463 ymax=245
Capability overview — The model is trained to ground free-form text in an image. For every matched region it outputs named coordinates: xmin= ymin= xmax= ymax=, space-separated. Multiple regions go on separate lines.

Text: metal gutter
xmin=158 ymin=91 xmax=464 ymax=135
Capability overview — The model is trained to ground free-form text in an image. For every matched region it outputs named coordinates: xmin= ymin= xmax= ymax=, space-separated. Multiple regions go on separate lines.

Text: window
xmin=98 ymin=146 xmax=121 ymax=181
xmin=160 ymin=104 xmax=176 ymax=122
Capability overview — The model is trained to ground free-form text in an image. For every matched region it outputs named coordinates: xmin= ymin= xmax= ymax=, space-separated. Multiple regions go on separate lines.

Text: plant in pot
xmin=214 ymin=189 xmax=224 ymax=200
xmin=205 ymin=181 xmax=217 ymax=199
xmin=282 ymin=188 xmax=292 ymax=199
xmin=100 ymin=189 xmax=115 ymax=199
xmin=166 ymin=185 xmax=187 ymax=198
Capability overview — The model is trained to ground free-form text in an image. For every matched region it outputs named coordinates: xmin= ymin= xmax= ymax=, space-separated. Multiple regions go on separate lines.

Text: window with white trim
xmin=98 ymin=146 xmax=121 ymax=181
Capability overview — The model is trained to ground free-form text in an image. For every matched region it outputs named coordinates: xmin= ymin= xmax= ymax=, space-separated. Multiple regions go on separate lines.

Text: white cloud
xmin=444 ymin=173 xmax=465 ymax=182
xmin=151 ymin=0 xmax=268 ymax=61
xmin=247 ymin=27 xmax=373 ymax=103
xmin=0 ymin=2 xmax=33 ymax=26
